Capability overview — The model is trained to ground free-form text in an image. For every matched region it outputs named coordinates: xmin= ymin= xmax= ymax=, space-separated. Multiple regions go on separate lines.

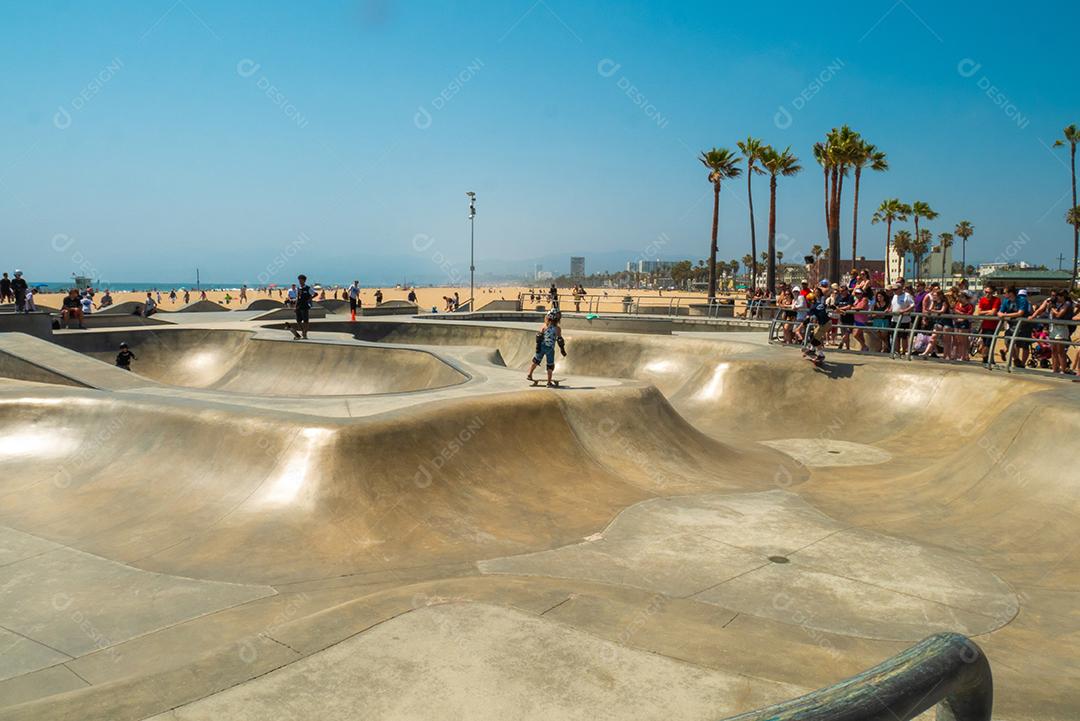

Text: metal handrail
xmin=517 ymin=292 xmax=745 ymax=317
xmin=720 ymin=632 xmax=991 ymax=721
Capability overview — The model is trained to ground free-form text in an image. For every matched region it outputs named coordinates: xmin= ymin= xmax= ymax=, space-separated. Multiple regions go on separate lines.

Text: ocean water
xmin=32 ymin=281 xmax=250 ymax=292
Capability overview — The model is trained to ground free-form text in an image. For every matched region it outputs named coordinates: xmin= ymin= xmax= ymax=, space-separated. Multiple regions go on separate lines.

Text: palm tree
xmin=1067 ymin=207 xmax=1080 ymax=255
xmin=938 ymin=232 xmax=954 ymax=281
xmin=913 ymin=229 xmax=932 ymax=281
xmin=810 ymin=244 xmax=824 ymax=261
xmin=872 ymin=198 xmax=910 ymax=284
xmin=737 ymin=137 xmax=765 ymax=288
xmin=699 ymin=148 xmax=742 ymax=301
xmin=910 ymin=201 xmax=939 ymax=269
xmin=818 ymin=126 xmax=859 ymax=282
xmin=892 ymin=229 xmax=913 ymax=279
xmin=776 ymin=250 xmax=784 ymax=264
xmin=954 ymin=221 xmax=974 ymax=277
xmin=850 ymin=140 xmax=888 ymax=271
xmin=1054 ymin=125 xmax=1079 ymax=287
xmin=741 ymin=253 xmax=754 ymax=284
xmin=759 ymin=145 xmax=802 ymax=292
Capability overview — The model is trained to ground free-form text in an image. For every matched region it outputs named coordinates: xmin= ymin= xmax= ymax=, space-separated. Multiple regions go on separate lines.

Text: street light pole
xmin=466 ymin=191 xmax=476 ymax=311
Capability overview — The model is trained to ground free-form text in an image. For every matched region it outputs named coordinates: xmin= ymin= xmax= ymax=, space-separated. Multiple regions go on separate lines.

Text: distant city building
xmin=888 ymin=252 xmax=906 ymax=284
xmin=978 ymin=261 xmax=1035 ymax=277
xmin=631 ymin=259 xmax=676 ymax=274
xmin=570 ymin=256 xmax=585 ymax=278
xmin=534 ymin=264 xmax=543 ymax=281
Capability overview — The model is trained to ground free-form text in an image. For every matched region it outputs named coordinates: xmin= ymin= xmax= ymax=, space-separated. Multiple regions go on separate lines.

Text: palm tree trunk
xmin=767 ymin=175 xmax=777 ymax=292
xmin=708 ymin=184 xmax=719 ymax=301
xmin=961 ymin=238 xmax=966 ymax=277
xmin=912 ymin=216 xmax=920 ymax=281
xmin=851 ymin=167 xmax=861 ymax=273
xmin=1072 ymin=144 xmax=1078 ymax=289
xmin=822 ymin=168 xmax=829 ymax=237
xmin=941 ymin=247 xmax=947 ymax=280
xmin=885 ymin=220 xmax=892 ymax=285
xmin=746 ymin=173 xmax=758 ymax=288
xmin=827 ymin=168 xmax=842 ymax=283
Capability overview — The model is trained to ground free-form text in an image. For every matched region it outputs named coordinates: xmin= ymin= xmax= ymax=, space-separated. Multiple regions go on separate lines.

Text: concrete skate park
xmin=0 ymin=306 xmax=1076 ymax=720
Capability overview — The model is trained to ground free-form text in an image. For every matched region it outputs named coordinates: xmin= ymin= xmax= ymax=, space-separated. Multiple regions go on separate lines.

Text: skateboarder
xmin=527 ymin=309 xmax=566 ymax=387
xmin=801 ymin=280 xmax=832 ymax=365
xmin=115 ymin=342 xmax=136 ymax=370
xmin=290 ymin=274 xmax=314 ymax=339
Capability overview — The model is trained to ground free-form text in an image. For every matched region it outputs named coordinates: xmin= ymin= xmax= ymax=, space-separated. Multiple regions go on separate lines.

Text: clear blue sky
xmin=0 ymin=0 xmax=1075 ymax=284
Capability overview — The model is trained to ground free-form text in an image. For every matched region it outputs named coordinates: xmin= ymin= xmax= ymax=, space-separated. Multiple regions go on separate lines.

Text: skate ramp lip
xmin=48 ymin=327 xmax=469 ymax=396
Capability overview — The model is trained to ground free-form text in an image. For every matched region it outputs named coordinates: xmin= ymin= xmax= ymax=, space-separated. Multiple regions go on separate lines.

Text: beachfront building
xmin=919 ymin=244 xmax=955 ymax=281
xmin=887 ymin=251 xmax=906 ymax=285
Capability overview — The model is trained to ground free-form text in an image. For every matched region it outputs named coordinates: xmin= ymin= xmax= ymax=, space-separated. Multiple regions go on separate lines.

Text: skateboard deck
xmin=529 ymin=378 xmax=564 ymax=387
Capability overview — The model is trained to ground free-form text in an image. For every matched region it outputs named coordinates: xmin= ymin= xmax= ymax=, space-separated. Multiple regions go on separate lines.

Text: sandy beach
xmin=32 ymin=285 xmax=732 ymax=314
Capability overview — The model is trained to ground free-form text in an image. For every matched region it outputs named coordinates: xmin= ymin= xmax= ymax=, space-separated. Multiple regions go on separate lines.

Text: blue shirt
xmin=999 ymin=295 xmax=1030 ymax=315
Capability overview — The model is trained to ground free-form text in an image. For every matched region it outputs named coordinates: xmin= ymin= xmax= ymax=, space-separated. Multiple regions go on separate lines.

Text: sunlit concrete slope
xmin=49 ymin=328 xmax=467 ymax=395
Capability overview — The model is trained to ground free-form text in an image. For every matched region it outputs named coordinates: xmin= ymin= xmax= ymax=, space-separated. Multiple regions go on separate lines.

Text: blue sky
xmin=0 ymin=0 xmax=1075 ymax=284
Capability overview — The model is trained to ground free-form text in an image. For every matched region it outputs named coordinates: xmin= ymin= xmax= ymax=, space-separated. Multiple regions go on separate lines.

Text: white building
xmin=887 ymin=251 xmax=906 ymax=284
xmin=919 ymin=243 xmax=955 ymax=280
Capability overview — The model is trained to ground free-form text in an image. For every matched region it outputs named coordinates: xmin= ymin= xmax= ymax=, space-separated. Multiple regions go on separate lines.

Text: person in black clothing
xmin=0 ymin=272 xmax=11 ymax=303
xmin=374 ymin=289 xmax=384 ymax=305
xmin=11 ymin=271 xmax=28 ymax=312
xmin=115 ymin=343 xmax=136 ymax=370
xmin=290 ymin=274 xmax=314 ymax=339
xmin=407 ymin=288 xmax=417 ymax=303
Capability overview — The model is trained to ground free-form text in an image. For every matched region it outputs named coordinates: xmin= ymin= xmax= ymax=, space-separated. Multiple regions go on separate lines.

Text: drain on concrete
xmin=768 ymin=555 xmax=790 ymax=564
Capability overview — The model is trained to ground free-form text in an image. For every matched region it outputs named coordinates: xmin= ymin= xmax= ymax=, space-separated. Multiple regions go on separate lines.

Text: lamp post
xmin=466 ymin=191 xmax=476 ymax=311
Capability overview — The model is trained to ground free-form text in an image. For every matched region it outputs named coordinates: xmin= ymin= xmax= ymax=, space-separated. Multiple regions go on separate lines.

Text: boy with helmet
xmin=801 ymin=279 xmax=833 ymax=364
xmin=527 ymin=309 xmax=567 ymax=387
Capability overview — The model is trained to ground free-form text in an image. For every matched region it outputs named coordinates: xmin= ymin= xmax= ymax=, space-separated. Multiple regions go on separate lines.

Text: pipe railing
xmin=720 ymin=632 xmax=992 ymax=721
xmin=768 ymin=308 xmax=1080 ymax=377
xmin=515 ymin=292 xmax=758 ymax=318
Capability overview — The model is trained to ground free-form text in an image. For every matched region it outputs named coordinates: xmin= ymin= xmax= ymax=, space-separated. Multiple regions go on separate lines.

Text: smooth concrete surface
xmin=0 ymin=313 xmax=1075 ymax=720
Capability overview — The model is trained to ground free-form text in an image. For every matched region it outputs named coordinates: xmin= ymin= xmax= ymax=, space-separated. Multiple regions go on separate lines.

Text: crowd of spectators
xmin=751 ymin=270 xmax=1080 ymax=374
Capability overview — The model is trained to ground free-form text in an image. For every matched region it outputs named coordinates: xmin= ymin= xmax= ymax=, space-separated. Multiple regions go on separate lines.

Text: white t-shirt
xmin=890 ymin=292 xmax=915 ymax=320
xmin=80 ymin=298 xmax=92 ymax=314
xmin=792 ymin=293 xmax=808 ymax=321
xmin=348 ymin=285 xmax=360 ymax=300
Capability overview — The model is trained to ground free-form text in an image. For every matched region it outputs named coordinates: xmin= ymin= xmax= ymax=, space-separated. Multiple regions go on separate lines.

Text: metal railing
xmin=768 ymin=307 xmax=1080 ymax=378
xmin=721 ymin=632 xmax=991 ymax=721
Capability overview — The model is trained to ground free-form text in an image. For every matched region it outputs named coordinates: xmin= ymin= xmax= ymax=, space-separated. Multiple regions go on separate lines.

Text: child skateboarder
xmin=115 ymin=342 xmax=137 ymax=370
xmin=527 ymin=310 xmax=567 ymax=387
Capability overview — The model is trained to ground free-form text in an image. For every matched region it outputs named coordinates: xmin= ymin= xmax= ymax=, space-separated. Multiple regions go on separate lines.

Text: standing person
xmin=240 ymin=284 xmax=248 ymax=303
xmin=11 ymin=271 xmax=27 ymax=312
xmin=289 ymin=274 xmax=314 ymax=340
xmin=0 ymin=272 xmax=10 ymax=303
xmin=949 ymin=290 xmax=976 ymax=361
xmin=834 ymin=285 xmax=855 ymax=350
xmin=889 ymin=282 xmax=916 ymax=355
xmin=183 ymin=289 xmax=190 ymax=304
xmin=348 ymin=280 xmax=361 ymax=321
xmin=375 ymin=289 xmax=384 ymax=305
xmin=169 ymin=289 xmax=177 ymax=303
xmin=1046 ymin=291 xmax=1075 ymax=374
xmin=997 ymin=286 xmax=1032 ymax=368
xmin=115 ymin=342 xmax=137 ymax=370
xmin=452 ymin=291 xmax=459 ymax=310
xmin=547 ymin=283 xmax=559 ymax=311
xmin=80 ymin=292 xmax=94 ymax=318
xmin=526 ymin=310 xmax=567 ymax=387
xmin=849 ymin=287 xmax=870 ymax=351
xmin=974 ymin=284 xmax=1002 ymax=363
xmin=407 ymin=288 xmax=417 ymax=303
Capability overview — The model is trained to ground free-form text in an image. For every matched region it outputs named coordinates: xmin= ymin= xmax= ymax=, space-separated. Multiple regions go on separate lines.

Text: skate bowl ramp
xmin=0 ymin=319 xmax=1077 ymax=720
xmin=48 ymin=328 xmax=467 ymax=396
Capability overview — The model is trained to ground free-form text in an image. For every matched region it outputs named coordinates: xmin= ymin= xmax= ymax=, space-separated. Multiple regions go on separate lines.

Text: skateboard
xmin=802 ymin=353 xmax=824 ymax=367
xmin=529 ymin=378 xmax=564 ymax=387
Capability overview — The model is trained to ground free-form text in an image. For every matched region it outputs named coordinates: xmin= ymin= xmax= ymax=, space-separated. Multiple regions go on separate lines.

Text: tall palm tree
xmin=1067 ymin=207 xmax=1080 ymax=255
xmin=954 ymin=221 xmax=974 ymax=277
xmin=810 ymin=244 xmax=824 ymax=261
xmin=910 ymin=202 xmax=938 ymax=258
xmin=1054 ymin=125 xmax=1079 ymax=287
xmin=872 ymin=198 xmax=910 ymax=284
xmin=741 ymin=253 xmax=754 ymax=285
xmin=892 ymin=229 xmax=913 ymax=279
xmin=759 ymin=145 xmax=802 ymax=292
xmin=818 ymin=126 xmax=859 ymax=282
xmin=737 ymin=137 xmax=765 ymax=288
xmin=699 ymin=148 xmax=742 ymax=301
xmin=850 ymin=140 xmax=888 ymax=271
xmin=938 ymin=232 xmax=954 ymax=281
